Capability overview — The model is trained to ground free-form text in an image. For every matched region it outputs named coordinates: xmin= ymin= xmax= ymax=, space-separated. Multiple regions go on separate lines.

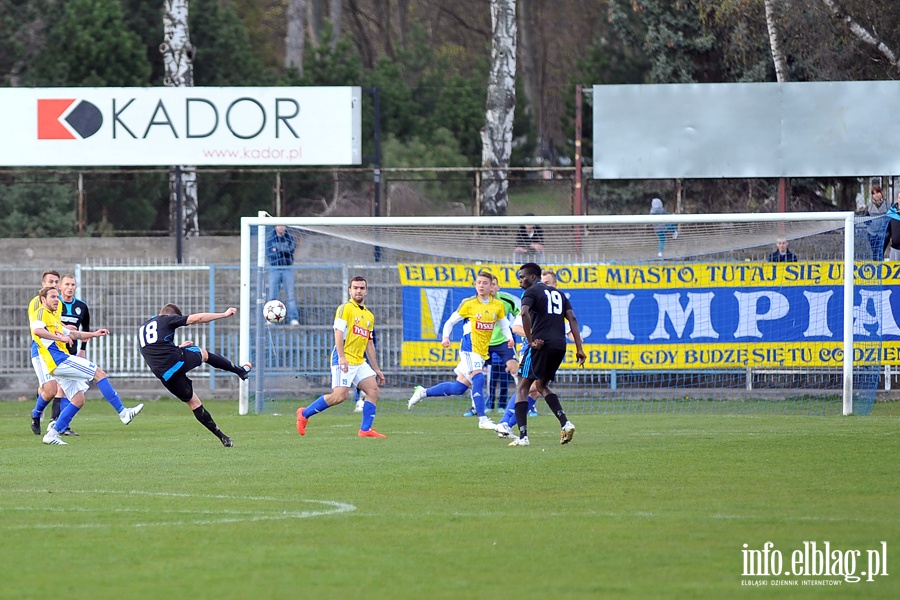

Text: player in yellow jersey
xmin=28 ymin=270 xmax=66 ymax=435
xmin=31 ymin=286 xmax=144 ymax=445
xmin=407 ymin=270 xmax=514 ymax=430
xmin=296 ymin=276 xmax=387 ymax=438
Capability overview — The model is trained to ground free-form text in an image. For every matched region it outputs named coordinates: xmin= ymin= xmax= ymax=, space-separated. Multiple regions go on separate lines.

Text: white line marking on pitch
xmin=1 ymin=489 xmax=355 ymax=529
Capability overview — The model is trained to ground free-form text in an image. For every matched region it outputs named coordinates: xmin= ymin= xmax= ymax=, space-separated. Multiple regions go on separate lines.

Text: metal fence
xmin=1 ymin=264 xmax=241 ymax=396
xmin=1 ymin=261 xmax=447 ymax=399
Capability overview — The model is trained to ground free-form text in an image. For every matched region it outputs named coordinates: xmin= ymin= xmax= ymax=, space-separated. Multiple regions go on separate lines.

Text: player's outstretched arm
xmin=32 ymin=325 xmax=72 ymax=346
xmin=186 ymin=307 xmax=237 ymax=325
xmin=365 ymin=340 xmax=386 ymax=385
xmin=497 ymin=315 xmax=514 ymax=347
xmin=519 ymin=305 xmax=533 ymax=345
xmin=333 ymin=327 xmax=349 ymax=372
xmin=69 ymin=328 xmax=109 ymax=341
xmin=566 ymin=309 xmax=587 ymax=365
xmin=440 ymin=311 xmax=463 ymax=348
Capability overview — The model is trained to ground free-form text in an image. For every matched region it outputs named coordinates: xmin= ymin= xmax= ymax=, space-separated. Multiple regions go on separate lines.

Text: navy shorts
xmin=518 ymin=346 xmax=565 ymax=383
xmin=489 ymin=342 xmax=515 ymax=365
xmin=157 ymin=347 xmax=203 ymax=401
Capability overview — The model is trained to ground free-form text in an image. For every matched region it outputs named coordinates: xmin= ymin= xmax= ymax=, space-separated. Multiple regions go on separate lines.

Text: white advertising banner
xmin=593 ymin=81 xmax=900 ymax=178
xmin=0 ymin=86 xmax=362 ymax=166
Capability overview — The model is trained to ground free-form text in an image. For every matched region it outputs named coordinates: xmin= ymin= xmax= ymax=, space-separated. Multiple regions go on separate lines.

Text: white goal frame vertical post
xmin=842 ymin=213 xmax=855 ymax=416
xmin=239 ymin=211 xmax=271 ymax=414
xmin=238 ymin=212 xmax=856 ymax=416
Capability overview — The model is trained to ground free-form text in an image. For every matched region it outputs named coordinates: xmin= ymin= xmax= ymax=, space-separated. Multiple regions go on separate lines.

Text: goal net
xmin=239 ymin=212 xmax=883 ymax=417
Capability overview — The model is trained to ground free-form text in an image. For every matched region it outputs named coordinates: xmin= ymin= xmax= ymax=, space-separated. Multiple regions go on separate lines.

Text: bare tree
xmin=161 ymin=0 xmax=198 ymax=237
xmin=480 ymin=0 xmax=516 ymax=216
xmin=517 ymin=0 xmax=539 ymax=150
xmin=330 ymin=0 xmax=343 ymax=48
xmin=763 ymin=0 xmax=789 ymax=81
xmin=397 ymin=0 xmax=410 ymax=47
xmin=308 ymin=0 xmax=324 ymax=47
xmin=374 ymin=0 xmax=395 ymax=59
xmin=346 ymin=0 xmax=376 ymax=68
xmin=285 ymin=0 xmax=307 ymax=74
xmin=821 ymin=0 xmax=900 ymax=73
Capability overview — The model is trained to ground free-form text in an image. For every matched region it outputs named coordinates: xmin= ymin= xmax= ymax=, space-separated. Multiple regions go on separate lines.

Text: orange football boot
xmin=357 ymin=429 xmax=387 ymax=438
xmin=296 ymin=407 xmax=308 ymax=436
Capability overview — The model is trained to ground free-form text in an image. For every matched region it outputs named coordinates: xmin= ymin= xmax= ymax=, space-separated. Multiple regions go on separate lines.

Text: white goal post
xmin=238 ymin=211 xmax=858 ymax=416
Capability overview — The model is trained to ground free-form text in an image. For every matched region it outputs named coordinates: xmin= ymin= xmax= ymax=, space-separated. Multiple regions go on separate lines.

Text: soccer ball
xmin=263 ymin=299 xmax=287 ymax=323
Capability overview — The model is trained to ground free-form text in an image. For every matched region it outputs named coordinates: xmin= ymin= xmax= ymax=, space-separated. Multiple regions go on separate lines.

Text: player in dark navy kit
xmin=511 ymin=263 xmax=586 ymax=447
xmin=52 ymin=274 xmax=91 ymax=435
xmin=138 ymin=303 xmax=252 ymax=447
xmin=59 ymin=274 xmax=91 ymax=357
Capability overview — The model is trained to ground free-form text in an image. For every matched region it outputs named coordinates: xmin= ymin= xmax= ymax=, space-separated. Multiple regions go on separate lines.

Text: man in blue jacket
xmin=267 ymin=225 xmax=301 ymax=325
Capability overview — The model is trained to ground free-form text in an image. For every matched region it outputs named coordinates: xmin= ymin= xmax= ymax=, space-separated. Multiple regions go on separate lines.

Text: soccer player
xmin=28 ymin=270 xmax=66 ymax=435
xmin=464 ymin=274 xmax=520 ymax=417
xmin=407 ymin=270 xmax=514 ymax=430
xmin=510 ymin=263 xmax=586 ymax=447
xmin=138 ymin=303 xmax=251 ymax=447
xmin=48 ymin=273 xmax=92 ymax=435
xmin=31 ymin=286 xmax=144 ymax=445
xmin=495 ymin=270 xmax=576 ymax=438
xmin=59 ymin=274 xmax=91 ymax=358
xmin=296 ymin=276 xmax=387 ymax=438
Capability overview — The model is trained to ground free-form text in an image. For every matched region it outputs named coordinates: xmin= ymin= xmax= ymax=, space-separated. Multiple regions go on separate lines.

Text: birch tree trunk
xmin=480 ymin=0 xmax=516 ymax=216
xmin=821 ymin=0 xmax=900 ymax=73
xmin=763 ymin=0 xmax=789 ymax=82
xmin=285 ymin=0 xmax=307 ymax=74
xmin=161 ymin=0 xmax=199 ymax=237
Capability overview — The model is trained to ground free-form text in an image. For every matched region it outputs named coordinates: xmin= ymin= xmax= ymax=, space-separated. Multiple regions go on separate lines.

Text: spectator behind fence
xmin=885 ymin=193 xmax=900 ymax=262
xmin=513 ymin=214 xmax=545 ymax=263
xmin=650 ymin=197 xmax=677 ymax=258
xmin=768 ymin=237 xmax=798 ymax=262
xmin=865 ymin=185 xmax=889 ymax=261
xmin=266 ymin=225 xmax=301 ymax=326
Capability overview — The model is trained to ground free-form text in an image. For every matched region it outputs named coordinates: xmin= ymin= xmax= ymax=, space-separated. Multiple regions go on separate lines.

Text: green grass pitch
xmin=1 ymin=399 xmax=898 ymax=599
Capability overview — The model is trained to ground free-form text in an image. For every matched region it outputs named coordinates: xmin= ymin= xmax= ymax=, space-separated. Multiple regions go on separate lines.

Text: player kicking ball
xmin=296 ymin=276 xmax=387 ymax=438
xmin=138 ymin=304 xmax=251 ymax=447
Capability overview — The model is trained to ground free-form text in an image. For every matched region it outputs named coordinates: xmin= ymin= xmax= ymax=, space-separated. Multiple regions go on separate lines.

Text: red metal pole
xmin=778 ymin=177 xmax=787 ymax=235
xmin=778 ymin=177 xmax=787 ymax=212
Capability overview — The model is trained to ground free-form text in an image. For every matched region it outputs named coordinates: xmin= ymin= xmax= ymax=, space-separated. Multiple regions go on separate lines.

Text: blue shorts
xmin=489 ymin=343 xmax=515 ymax=365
